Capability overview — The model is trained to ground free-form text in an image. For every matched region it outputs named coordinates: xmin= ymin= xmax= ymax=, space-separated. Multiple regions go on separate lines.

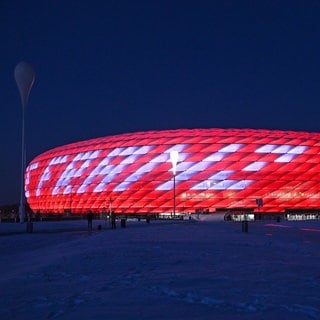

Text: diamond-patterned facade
xmin=25 ymin=128 xmax=320 ymax=214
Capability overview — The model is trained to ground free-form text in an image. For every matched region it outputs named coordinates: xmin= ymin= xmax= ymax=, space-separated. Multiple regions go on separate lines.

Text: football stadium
xmin=25 ymin=128 xmax=320 ymax=219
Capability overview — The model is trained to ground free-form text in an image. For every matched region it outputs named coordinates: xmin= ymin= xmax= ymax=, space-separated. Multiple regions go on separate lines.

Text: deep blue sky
xmin=1 ymin=0 xmax=320 ymax=205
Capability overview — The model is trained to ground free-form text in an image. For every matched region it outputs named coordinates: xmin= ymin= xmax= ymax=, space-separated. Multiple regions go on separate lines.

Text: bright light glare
xmin=170 ymin=150 xmax=179 ymax=175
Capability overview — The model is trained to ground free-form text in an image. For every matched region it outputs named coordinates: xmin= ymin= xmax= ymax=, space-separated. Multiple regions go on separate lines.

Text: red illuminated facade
xmin=25 ymin=128 xmax=320 ymax=215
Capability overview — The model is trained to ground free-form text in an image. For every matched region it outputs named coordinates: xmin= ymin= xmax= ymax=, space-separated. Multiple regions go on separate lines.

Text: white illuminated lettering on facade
xmin=158 ymin=144 xmax=243 ymax=191
xmin=192 ymin=144 xmax=309 ymax=191
xmin=94 ymin=146 xmax=155 ymax=193
xmin=25 ymin=162 xmax=39 ymax=197
xmin=36 ymin=156 xmax=69 ymax=196
xmin=55 ymin=151 xmax=103 ymax=195
xmin=34 ymin=142 xmax=310 ymax=199
xmin=116 ymin=144 xmax=188 ymax=192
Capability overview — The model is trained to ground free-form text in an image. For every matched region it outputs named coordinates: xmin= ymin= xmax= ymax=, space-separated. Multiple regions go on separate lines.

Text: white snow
xmin=0 ymin=218 xmax=320 ymax=319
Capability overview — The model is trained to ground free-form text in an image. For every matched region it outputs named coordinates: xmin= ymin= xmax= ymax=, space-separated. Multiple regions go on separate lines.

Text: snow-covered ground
xmin=0 ymin=218 xmax=320 ymax=320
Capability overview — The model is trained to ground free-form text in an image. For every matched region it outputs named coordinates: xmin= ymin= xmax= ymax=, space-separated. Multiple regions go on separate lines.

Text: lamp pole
xmin=109 ymin=197 xmax=112 ymax=227
xmin=173 ymin=172 xmax=176 ymax=217
xmin=14 ymin=62 xmax=35 ymax=224
xmin=170 ymin=150 xmax=179 ymax=218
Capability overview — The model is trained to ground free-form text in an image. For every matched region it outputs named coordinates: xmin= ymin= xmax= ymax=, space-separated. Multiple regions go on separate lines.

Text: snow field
xmin=0 ymin=219 xmax=319 ymax=319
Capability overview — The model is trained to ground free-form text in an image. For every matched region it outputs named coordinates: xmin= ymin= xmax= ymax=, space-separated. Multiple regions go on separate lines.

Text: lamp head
xmin=14 ymin=61 xmax=35 ymax=108
xmin=170 ymin=150 xmax=179 ymax=175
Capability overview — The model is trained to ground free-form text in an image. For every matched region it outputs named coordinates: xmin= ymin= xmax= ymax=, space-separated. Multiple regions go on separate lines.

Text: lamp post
xmin=170 ymin=150 xmax=179 ymax=218
xmin=14 ymin=62 xmax=35 ymax=224
xmin=109 ymin=197 xmax=113 ymax=227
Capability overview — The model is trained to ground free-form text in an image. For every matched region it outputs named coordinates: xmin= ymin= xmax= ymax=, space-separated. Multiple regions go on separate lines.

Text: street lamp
xmin=170 ymin=150 xmax=179 ymax=218
xmin=14 ymin=62 xmax=35 ymax=224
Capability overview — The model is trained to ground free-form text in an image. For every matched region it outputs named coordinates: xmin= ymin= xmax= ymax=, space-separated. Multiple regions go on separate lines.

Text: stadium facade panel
xmin=25 ymin=128 xmax=320 ymax=215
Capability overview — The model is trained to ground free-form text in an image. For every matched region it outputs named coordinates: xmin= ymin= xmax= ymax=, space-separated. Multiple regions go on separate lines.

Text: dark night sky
xmin=1 ymin=0 xmax=320 ymax=205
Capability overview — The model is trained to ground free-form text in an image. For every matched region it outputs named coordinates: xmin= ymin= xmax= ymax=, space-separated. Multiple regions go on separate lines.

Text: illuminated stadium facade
xmin=25 ymin=128 xmax=320 ymax=216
